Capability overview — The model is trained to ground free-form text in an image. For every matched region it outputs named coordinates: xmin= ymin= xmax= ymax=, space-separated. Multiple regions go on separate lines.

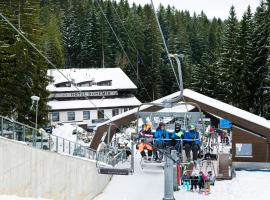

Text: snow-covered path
xmin=94 ymin=152 xmax=270 ymax=200
xmin=94 ymin=153 xmax=164 ymax=200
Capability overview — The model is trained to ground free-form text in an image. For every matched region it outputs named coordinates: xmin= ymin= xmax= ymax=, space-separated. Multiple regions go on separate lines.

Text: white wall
xmin=51 ymin=109 xmax=108 ymax=127
xmin=50 ymin=107 xmax=134 ymax=127
xmin=0 ymin=137 xmax=111 ymax=200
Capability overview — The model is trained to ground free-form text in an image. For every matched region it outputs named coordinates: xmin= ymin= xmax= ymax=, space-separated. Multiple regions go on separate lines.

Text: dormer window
xmin=77 ymin=81 xmax=93 ymax=87
xmin=97 ymin=80 xmax=112 ymax=86
xmin=55 ymin=81 xmax=71 ymax=87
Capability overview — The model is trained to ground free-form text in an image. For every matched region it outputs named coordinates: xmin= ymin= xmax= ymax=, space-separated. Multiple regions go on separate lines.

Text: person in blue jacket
xmin=184 ymin=124 xmax=200 ymax=162
xmin=171 ymin=123 xmax=185 ymax=153
xmin=153 ymin=122 xmax=169 ymax=160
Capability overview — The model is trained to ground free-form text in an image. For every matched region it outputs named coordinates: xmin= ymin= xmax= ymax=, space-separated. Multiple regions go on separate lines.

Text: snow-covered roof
xmin=91 ymin=89 xmax=270 ymax=149
xmin=47 ymin=68 xmax=137 ymax=92
xmin=94 ymin=91 xmax=182 ymax=128
xmin=183 ymin=89 xmax=270 ymax=130
xmin=48 ymin=97 xmax=141 ymax=110
xmin=158 ymin=103 xmax=194 ymax=113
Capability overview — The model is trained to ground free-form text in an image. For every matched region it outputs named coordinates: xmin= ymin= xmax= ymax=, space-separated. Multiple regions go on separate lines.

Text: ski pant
xmin=183 ymin=180 xmax=190 ymax=190
xmin=198 ymin=181 xmax=204 ymax=190
xmin=153 ymin=142 xmax=163 ymax=159
xmin=174 ymin=142 xmax=182 ymax=154
xmin=190 ymin=180 xmax=197 ymax=190
xmin=140 ymin=150 xmax=152 ymax=158
xmin=185 ymin=143 xmax=200 ymax=161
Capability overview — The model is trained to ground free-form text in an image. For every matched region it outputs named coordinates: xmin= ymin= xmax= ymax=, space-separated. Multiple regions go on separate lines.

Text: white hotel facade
xmin=47 ymin=68 xmax=141 ymax=130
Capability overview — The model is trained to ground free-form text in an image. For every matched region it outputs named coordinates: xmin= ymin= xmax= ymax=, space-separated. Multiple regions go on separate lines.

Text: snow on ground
xmin=94 ymin=151 xmax=270 ymax=200
xmin=52 ymin=123 xmax=80 ymax=143
xmin=46 ymin=123 xmax=91 ymax=156
xmin=0 ymin=196 xmax=49 ymax=200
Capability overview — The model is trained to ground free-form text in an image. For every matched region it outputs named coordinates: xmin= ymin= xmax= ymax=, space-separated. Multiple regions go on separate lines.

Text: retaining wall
xmin=0 ymin=137 xmax=111 ymax=200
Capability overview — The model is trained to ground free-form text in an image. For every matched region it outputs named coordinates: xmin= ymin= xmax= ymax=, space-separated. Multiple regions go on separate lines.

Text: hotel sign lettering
xmin=54 ymin=91 xmax=118 ymax=98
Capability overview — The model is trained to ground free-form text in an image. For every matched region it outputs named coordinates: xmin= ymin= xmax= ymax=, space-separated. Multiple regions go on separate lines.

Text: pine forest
xmin=0 ymin=0 xmax=270 ymax=125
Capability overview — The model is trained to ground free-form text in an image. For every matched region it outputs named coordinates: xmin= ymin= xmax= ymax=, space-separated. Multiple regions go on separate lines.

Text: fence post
xmin=48 ymin=135 xmax=51 ymax=151
xmin=69 ymin=141 xmax=71 ymax=155
xmin=41 ymin=130 xmax=43 ymax=149
xmin=13 ymin=121 xmax=16 ymax=140
xmin=63 ymin=138 xmax=65 ymax=153
xmin=1 ymin=117 xmax=3 ymax=136
xmin=56 ymin=137 xmax=58 ymax=152
xmin=23 ymin=126 xmax=26 ymax=142
xmin=32 ymin=129 xmax=35 ymax=147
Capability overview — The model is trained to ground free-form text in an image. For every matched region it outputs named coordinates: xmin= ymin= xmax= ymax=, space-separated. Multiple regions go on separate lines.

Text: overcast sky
xmin=127 ymin=0 xmax=262 ymax=19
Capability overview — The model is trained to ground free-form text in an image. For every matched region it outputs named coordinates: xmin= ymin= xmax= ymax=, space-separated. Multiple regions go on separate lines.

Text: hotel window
xmin=52 ymin=112 xmax=59 ymax=122
xmin=98 ymin=110 xmax=104 ymax=119
xmin=235 ymin=143 xmax=252 ymax=157
xmin=83 ymin=111 xmax=90 ymax=120
xmin=67 ymin=111 xmax=75 ymax=121
xmin=112 ymin=109 xmax=119 ymax=117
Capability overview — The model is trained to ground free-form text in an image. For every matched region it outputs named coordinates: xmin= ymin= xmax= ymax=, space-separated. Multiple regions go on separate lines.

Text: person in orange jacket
xmin=137 ymin=139 xmax=153 ymax=160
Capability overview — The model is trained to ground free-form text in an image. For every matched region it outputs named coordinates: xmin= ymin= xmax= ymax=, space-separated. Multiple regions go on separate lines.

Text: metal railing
xmin=96 ymin=146 xmax=129 ymax=167
xmin=0 ymin=115 xmax=100 ymax=161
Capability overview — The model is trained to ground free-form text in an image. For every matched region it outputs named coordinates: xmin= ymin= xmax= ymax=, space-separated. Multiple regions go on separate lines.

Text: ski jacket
xmin=182 ymin=175 xmax=190 ymax=182
xmin=154 ymin=128 xmax=169 ymax=141
xmin=184 ymin=130 xmax=201 ymax=145
xmin=171 ymin=129 xmax=185 ymax=139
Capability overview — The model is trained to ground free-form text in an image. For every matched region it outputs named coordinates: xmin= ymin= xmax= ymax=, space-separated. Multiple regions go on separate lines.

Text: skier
xmin=190 ymin=171 xmax=198 ymax=192
xmin=203 ymin=171 xmax=214 ymax=195
xmin=182 ymin=171 xmax=190 ymax=191
xmin=184 ymin=124 xmax=201 ymax=162
xmin=197 ymin=171 xmax=206 ymax=193
xmin=153 ymin=122 xmax=169 ymax=160
xmin=139 ymin=122 xmax=154 ymax=144
xmin=171 ymin=123 xmax=185 ymax=154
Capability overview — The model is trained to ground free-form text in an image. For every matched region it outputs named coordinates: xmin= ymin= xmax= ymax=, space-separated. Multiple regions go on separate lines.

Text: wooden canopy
xmin=90 ymin=89 xmax=270 ymax=150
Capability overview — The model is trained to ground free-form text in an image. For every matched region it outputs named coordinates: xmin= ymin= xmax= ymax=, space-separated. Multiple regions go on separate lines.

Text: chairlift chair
xmin=96 ymin=123 xmax=133 ymax=175
xmin=135 ymin=101 xmax=207 ymax=168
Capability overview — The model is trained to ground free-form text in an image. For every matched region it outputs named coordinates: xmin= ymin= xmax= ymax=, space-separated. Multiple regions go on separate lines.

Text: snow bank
xmin=49 ymin=124 xmax=90 ymax=155
xmin=94 ymin=151 xmax=270 ymax=200
xmin=0 ymin=195 xmax=49 ymax=200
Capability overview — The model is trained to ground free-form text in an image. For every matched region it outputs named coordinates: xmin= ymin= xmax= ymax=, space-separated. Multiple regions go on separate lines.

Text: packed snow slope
xmin=0 ymin=196 xmax=49 ymax=200
xmin=94 ymin=152 xmax=270 ymax=200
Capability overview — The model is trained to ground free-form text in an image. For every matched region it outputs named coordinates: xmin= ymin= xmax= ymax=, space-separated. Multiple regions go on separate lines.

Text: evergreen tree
xmin=217 ymin=6 xmax=241 ymax=105
xmin=43 ymin=13 xmax=65 ymax=68
xmin=0 ymin=0 xmax=49 ymax=125
xmin=0 ymin=1 xmax=18 ymax=117
xmin=62 ymin=4 xmax=77 ymax=68
xmin=141 ymin=4 xmax=162 ymax=101
xmin=238 ymin=6 xmax=254 ymax=111
xmin=252 ymin=1 xmax=270 ymax=116
xmin=81 ymin=4 xmax=102 ymax=68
